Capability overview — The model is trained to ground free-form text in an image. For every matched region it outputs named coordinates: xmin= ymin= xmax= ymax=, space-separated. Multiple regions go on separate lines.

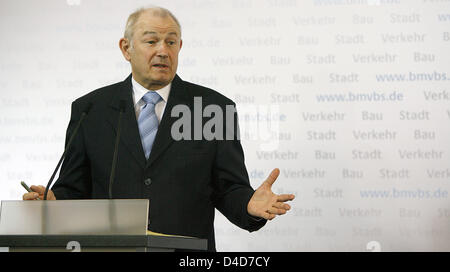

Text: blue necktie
xmin=138 ymin=91 xmax=162 ymax=159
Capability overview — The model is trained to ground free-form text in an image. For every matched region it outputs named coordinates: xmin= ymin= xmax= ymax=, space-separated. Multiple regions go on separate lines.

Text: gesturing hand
xmin=247 ymin=168 xmax=295 ymax=220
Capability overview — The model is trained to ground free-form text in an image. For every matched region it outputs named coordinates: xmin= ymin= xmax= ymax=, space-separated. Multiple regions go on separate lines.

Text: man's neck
xmin=132 ymin=75 xmax=171 ymax=91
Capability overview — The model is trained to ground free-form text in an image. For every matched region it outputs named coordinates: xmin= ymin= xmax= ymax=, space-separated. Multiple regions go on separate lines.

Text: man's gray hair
xmin=124 ymin=6 xmax=182 ymax=44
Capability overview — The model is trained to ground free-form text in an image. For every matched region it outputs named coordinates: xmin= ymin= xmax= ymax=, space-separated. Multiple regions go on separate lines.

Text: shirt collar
xmin=131 ymin=76 xmax=171 ymax=105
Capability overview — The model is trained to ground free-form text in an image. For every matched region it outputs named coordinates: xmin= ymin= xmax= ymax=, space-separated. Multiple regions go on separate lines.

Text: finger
xmin=264 ymin=168 xmax=280 ymax=187
xmin=23 ymin=192 xmax=39 ymax=200
xmin=254 ymin=211 xmax=276 ymax=220
xmin=267 ymin=207 xmax=286 ymax=215
xmin=272 ymin=202 xmax=291 ymax=211
xmin=30 ymin=185 xmax=45 ymax=194
xmin=47 ymin=190 xmax=56 ymax=200
xmin=277 ymin=194 xmax=295 ymax=202
xmin=261 ymin=212 xmax=276 ymax=220
xmin=38 ymin=185 xmax=46 ymax=193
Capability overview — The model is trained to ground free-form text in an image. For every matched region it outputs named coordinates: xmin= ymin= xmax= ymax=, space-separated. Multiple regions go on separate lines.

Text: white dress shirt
xmin=131 ymin=77 xmax=171 ymax=123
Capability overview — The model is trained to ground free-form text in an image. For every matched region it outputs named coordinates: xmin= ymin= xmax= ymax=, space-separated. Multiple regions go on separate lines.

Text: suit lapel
xmin=146 ymin=74 xmax=191 ymax=168
xmin=107 ymin=74 xmax=191 ymax=169
xmin=107 ymin=74 xmax=147 ymax=169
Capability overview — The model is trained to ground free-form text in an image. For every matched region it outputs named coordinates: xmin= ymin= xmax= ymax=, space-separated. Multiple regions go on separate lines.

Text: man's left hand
xmin=247 ymin=168 xmax=295 ymax=220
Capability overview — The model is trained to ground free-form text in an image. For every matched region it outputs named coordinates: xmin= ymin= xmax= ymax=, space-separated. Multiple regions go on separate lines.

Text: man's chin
xmin=147 ymin=76 xmax=171 ymax=88
xmin=152 ymin=73 xmax=174 ymax=83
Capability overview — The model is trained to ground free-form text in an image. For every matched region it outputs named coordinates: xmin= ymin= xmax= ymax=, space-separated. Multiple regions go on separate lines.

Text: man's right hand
xmin=22 ymin=185 xmax=56 ymax=200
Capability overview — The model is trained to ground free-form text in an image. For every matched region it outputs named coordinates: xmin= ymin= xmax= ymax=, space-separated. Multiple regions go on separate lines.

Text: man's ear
xmin=119 ymin=38 xmax=132 ymax=61
xmin=179 ymin=39 xmax=183 ymax=50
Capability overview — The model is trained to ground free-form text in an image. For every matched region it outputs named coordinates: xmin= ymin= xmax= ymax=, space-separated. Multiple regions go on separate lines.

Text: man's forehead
xmin=136 ymin=23 xmax=179 ymax=37
xmin=135 ymin=13 xmax=180 ymax=36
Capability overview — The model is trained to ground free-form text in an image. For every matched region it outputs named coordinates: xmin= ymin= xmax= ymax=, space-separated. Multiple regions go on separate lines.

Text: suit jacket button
xmin=144 ymin=178 xmax=152 ymax=186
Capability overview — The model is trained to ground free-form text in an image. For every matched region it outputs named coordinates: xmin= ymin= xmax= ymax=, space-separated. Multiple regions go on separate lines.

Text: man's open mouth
xmin=153 ymin=64 xmax=169 ymax=68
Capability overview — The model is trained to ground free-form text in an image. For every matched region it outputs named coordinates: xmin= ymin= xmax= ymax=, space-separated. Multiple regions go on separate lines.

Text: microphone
xmin=43 ymin=103 xmax=92 ymax=200
xmin=108 ymin=100 xmax=126 ymax=199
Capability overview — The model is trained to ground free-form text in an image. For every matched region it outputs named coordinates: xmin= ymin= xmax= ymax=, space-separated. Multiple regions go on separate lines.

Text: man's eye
xmin=147 ymin=41 xmax=156 ymax=44
xmin=168 ymin=41 xmax=175 ymax=45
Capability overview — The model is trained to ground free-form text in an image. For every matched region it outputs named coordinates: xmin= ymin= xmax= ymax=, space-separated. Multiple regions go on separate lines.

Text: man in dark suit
xmin=23 ymin=6 xmax=295 ymax=251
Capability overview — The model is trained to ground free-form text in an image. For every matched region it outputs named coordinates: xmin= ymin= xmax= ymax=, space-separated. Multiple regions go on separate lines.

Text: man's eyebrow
xmin=142 ymin=31 xmax=178 ymax=37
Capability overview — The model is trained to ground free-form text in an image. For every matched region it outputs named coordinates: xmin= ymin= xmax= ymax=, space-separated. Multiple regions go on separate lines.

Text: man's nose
xmin=156 ymin=42 xmax=169 ymax=58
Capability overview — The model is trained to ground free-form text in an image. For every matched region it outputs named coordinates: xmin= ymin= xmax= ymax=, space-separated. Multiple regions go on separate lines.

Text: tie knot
xmin=142 ymin=91 xmax=162 ymax=105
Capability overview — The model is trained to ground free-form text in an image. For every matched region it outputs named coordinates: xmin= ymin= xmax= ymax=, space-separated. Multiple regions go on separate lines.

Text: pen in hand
xmin=21 ymin=181 xmax=41 ymax=200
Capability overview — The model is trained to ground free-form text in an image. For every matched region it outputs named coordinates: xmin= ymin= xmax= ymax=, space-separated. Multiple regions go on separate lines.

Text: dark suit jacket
xmin=51 ymin=74 xmax=266 ymax=251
